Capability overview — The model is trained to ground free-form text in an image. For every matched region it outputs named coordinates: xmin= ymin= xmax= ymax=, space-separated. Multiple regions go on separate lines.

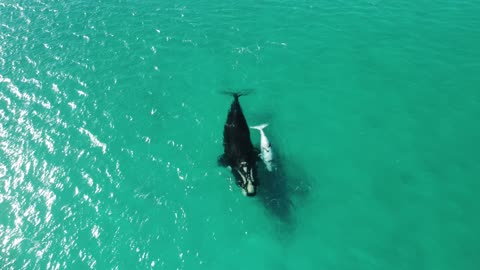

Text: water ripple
xmin=1 ymin=0 xmax=479 ymax=268
xmin=79 ymin=128 xmax=107 ymax=154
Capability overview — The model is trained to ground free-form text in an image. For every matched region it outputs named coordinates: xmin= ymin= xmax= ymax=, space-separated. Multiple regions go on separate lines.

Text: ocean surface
xmin=1 ymin=0 xmax=480 ymax=269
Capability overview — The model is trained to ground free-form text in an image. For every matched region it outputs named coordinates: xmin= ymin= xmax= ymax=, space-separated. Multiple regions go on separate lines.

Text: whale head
xmin=234 ymin=161 xmax=257 ymax=197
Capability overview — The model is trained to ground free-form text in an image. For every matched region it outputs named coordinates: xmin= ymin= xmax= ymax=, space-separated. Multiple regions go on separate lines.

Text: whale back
xmin=223 ymin=96 xmax=254 ymax=163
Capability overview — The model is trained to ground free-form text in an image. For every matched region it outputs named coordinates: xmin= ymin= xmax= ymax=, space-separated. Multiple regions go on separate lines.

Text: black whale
xmin=218 ymin=92 xmax=258 ymax=196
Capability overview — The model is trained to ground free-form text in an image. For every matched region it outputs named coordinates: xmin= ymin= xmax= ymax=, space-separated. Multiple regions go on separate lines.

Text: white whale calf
xmin=250 ymin=123 xmax=273 ymax=172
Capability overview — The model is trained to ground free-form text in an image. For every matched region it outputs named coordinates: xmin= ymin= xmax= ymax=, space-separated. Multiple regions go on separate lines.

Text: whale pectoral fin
xmin=254 ymin=148 xmax=262 ymax=160
xmin=217 ymin=154 xmax=228 ymax=167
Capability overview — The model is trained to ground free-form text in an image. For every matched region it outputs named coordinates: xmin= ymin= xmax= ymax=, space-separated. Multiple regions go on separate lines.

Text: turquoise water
xmin=1 ymin=0 xmax=480 ymax=269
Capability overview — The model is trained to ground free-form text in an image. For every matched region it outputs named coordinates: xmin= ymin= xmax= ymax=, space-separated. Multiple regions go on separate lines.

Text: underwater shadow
xmin=255 ymin=137 xmax=312 ymax=233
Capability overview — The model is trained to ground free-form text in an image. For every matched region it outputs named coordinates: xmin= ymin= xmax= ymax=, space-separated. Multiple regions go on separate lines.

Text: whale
xmin=250 ymin=123 xmax=273 ymax=172
xmin=218 ymin=91 xmax=258 ymax=196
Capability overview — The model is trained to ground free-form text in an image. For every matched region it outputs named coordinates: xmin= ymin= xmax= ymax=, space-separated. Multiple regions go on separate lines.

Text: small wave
xmin=0 ymin=163 xmax=7 ymax=178
xmin=79 ymin=128 xmax=107 ymax=154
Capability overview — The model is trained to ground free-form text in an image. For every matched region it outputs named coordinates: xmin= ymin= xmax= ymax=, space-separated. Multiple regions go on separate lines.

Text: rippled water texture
xmin=1 ymin=0 xmax=480 ymax=269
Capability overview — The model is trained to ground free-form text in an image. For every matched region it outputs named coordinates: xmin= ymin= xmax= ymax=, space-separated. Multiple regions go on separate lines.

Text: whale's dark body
xmin=218 ymin=92 xmax=258 ymax=196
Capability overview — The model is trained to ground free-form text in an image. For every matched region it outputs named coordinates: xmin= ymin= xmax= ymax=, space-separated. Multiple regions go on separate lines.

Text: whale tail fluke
xmin=250 ymin=123 xmax=269 ymax=132
xmin=220 ymin=89 xmax=254 ymax=99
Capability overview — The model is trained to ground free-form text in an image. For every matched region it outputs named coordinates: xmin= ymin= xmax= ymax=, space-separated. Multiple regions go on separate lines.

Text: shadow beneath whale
xmin=256 ymin=162 xmax=293 ymax=224
xmin=255 ymin=138 xmax=312 ymax=233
